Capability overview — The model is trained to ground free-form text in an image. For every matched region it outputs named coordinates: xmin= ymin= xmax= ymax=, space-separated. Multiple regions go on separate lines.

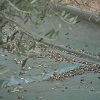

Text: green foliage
xmin=0 ymin=0 xmax=77 ymax=68
xmin=21 ymin=58 xmax=28 ymax=68
xmin=45 ymin=29 xmax=59 ymax=39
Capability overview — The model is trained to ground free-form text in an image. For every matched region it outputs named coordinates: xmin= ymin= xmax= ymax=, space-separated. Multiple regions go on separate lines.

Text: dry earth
xmin=61 ymin=0 xmax=100 ymax=12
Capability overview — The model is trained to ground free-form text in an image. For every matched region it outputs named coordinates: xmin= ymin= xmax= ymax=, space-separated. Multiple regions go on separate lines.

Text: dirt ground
xmin=61 ymin=0 xmax=100 ymax=12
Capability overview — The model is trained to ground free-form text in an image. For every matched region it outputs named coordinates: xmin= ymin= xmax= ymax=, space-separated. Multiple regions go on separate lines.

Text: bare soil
xmin=61 ymin=0 xmax=100 ymax=12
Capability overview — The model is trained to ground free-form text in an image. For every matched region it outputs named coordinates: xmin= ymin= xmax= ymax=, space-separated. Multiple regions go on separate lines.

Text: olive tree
xmin=0 ymin=0 xmax=77 ymax=69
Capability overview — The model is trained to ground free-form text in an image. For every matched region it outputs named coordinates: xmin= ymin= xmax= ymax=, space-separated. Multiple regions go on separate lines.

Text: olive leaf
xmin=45 ymin=29 xmax=55 ymax=38
xmin=61 ymin=10 xmax=66 ymax=17
xmin=45 ymin=29 xmax=59 ymax=38
xmin=17 ymin=32 xmax=24 ymax=47
xmin=0 ymin=1 xmax=7 ymax=11
xmin=69 ymin=16 xmax=78 ymax=24
xmin=10 ymin=31 xmax=18 ymax=41
xmin=49 ymin=29 xmax=55 ymax=38
xmin=21 ymin=58 xmax=28 ymax=68
xmin=63 ymin=13 xmax=70 ymax=20
xmin=45 ymin=29 xmax=54 ymax=36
